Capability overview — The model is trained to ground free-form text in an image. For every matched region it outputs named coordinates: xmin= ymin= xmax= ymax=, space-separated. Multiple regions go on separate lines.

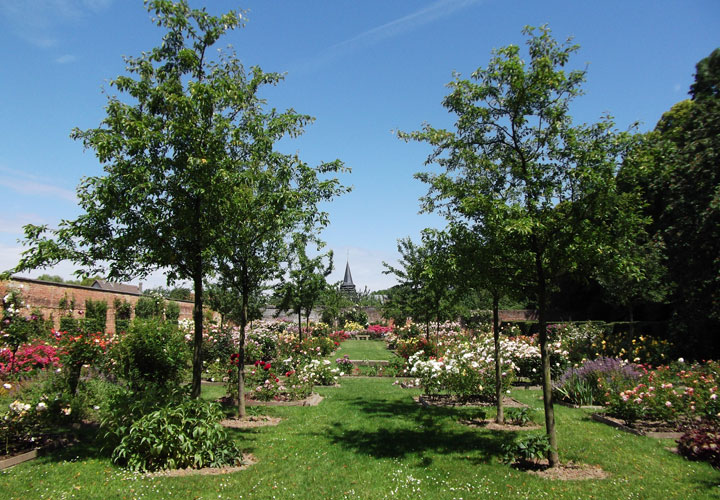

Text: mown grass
xmin=334 ymin=340 xmax=398 ymax=361
xmin=2 ymin=379 xmax=719 ymax=499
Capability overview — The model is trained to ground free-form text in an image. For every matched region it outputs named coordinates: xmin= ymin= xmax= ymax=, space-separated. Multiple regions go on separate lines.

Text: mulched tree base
xmin=511 ymin=459 xmax=609 ymax=480
xmin=459 ymin=418 xmax=542 ymax=431
xmin=144 ymin=454 xmax=256 ymax=478
xmin=220 ymin=416 xmax=282 ymax=429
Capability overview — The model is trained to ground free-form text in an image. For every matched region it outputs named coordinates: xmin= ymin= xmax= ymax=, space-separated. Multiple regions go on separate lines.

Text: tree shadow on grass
xmin=317 ymin=397 xmax=517 ymax=465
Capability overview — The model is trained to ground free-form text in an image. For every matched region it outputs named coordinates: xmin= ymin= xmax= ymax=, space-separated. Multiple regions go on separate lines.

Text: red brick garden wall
xmin=0 ymin=277 xmax=194 ymax=334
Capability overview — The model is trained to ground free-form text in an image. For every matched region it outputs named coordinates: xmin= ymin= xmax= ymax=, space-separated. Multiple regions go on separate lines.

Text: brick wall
xmin=0 ymin=277 xmax=195 ymax=334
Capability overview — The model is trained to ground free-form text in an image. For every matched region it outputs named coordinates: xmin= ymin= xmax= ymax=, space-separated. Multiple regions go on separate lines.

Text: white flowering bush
xmin=409 ymin=337 xmax=516 ymax=399
xmin=298 ymin=359 xmax=342 ymax=386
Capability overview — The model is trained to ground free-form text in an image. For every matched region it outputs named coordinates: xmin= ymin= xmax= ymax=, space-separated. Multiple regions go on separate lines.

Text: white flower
xmin=3 ymin=383 xmax=11 ymax=390
xmin=678 ymin=358 xmax=685 ymax=363
xmin=93 ymin=405 xmax=100 ymax=410
xmin=61 ymin=407 xmax=72 ymax=415
xmin=36 ymin=402 xmax=47 ymax=411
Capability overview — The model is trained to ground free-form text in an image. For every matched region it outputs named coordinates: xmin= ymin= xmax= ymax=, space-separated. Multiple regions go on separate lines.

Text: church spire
xmin=340 ymin=259 xmax=356 ymax=295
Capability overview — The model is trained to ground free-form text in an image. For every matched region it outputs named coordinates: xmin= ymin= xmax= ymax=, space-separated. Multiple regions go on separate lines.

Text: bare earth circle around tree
xmin=145 ymin=454 xmax=257 ymax=477
xmin=220 ymin=415 xmax=283 ymax=428
xmin=459 ymin=418 xmax=542 ymax=431
xmin=519 ymin=459 xmax=609 ymax=480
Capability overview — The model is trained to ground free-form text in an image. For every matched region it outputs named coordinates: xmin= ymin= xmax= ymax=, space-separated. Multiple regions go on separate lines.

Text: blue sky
xmin=0 ymin=0 xmax=718 ymax=291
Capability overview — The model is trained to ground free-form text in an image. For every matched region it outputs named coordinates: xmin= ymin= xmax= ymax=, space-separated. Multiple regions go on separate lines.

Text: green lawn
xmin=2 ymin=379 xmax=719 ymax=499
xmin=334 ymin=340 xmax=398 ymax=361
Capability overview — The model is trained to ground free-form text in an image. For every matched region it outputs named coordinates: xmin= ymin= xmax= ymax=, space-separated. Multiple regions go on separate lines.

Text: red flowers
xmin=230 ymin=353 xmax=241 ymax=366
xmin=263 ymin=362 xmax=271 ymax=371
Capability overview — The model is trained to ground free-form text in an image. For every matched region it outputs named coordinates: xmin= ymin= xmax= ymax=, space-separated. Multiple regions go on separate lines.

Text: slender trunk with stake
xmin=236 ymin=288 xmax=248 ymax=418
xmin=535 ymin=242 xmax=559 ymax=466
xmin=298 ymin=310 xmax=303 ymax=343
xmin=493 ymin=293 xmax=504 ymax=424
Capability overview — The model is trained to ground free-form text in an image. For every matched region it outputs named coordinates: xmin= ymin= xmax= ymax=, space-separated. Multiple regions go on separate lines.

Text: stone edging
xmin=0 ymin=449 xmax=38 ymax=470
xmin=591 ymin=413 xmax=685 ymax=439
xmin=556 ymin=401 xmax=604 ymax=410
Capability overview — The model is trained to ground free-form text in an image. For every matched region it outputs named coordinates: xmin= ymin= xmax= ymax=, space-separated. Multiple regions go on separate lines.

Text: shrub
xmin=113 ymin=299 xmax=132 ymax=333
xmin=55 ymin=328 xmax=114 ymax=395
xmin=501 ymin=433 xmax=552 ymax=465
xmin=340 ymin=308 xmax=368 ymax=328
xmin=677 ymin=422 xmax=720 ymax=468
xmin=111 ymin=398 xmax=242 ymax=472
xmin=135 ymin=295 xmax=165 ymax=320
xmin=505 ymin=407 xmax=535 ymax=426
xmin=165 ymin=301 xmax=180 ymax=323
xmin=112 ymin=319 xmax=189 ymax=390
xmin=84 ymin=299 xmax=108 ymax=333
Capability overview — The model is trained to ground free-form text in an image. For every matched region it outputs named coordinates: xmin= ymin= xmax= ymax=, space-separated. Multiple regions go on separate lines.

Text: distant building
xmin=340 ymin=261 xmax=357 ymax=296
xmin=91 ymin=280 xmax=142 ymax=295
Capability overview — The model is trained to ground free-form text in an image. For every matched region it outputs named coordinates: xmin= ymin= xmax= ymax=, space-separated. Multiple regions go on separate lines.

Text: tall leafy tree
xmin=401 ymin=26 xmax=639 ymax=466
xmin=11 ymin=1 xmax=349 ymax=398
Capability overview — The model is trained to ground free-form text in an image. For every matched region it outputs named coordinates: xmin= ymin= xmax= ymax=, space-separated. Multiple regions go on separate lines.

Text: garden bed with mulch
xmin=459 ymin=417 xmax=542 ymax=431
xmin=221 ymin=415 xmax=283 ymax=429
xmin=515 ymin=459 xmax=609 ymax=480
xmin=591 ymin=413 xmax=686 ymax=439
xmin=218 ymin=392 xmax=323 ymax=407
xmin=145 ymin=454 xmax=256 ymax=477
xmin=0 ymin=430 xmax=84 ymax=470
xmin=415 ymin=394 xmax=528 ymax=408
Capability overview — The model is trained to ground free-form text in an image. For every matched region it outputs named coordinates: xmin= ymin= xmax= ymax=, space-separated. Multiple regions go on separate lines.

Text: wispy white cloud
xmin=0 ymin=0 xmax=113 ymax=48
xmin=0 ymin=166 xmax=76 ymax=203
xmin=55 ymin=54 xmax=77 ymax=64
xmin=290 ymin=0 xmax=483 ymax=74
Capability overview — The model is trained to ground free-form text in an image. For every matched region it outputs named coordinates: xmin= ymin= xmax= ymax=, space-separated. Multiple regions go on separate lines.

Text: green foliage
xmin=501 ymin=434 xmax=552 ymax=465
xmin=165 ymin=300 xmax=180 ymax=323
xmin=505 ymin=407 xmax=535 ymax=426
xmin=383 ymin=230 xmax=460 ymax=333
xmin=111 ymin=397 xmax=241 ymax=472
xmin=339 ymin=307 xmax=368 ymax=329
xmin=274 ymin=235 xmax=333 ymax=338
xmin=113 ymin=298 xmax=132 ymax=333
xmin=84 ymin=299 xmax=107 ymax=333
xmin=134 ymin=295 xmax=165 ymax=320
xmin=112 ymin=319 xmax=189 ymax=390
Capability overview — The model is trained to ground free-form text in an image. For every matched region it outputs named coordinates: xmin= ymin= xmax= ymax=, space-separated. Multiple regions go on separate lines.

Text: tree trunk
xmin=628 ymin=305 xmax=635 ymax=336
xmin=237 ymin=287 xmax=248 ymax=418
xmin=190 ymin=273 xmax=204 ymax=398
xmin=298 ymin=310 xmax=303 ymax=343
xmin=493 ymin=293 xmax=504 ymax=424
xmin=535 ymin=250 xmax=559 ymax=467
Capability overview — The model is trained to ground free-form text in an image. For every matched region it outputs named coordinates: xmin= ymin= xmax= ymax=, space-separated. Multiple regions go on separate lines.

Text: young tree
xmin=274 ymin=236 xmax=334 ymax=340
xmin=401 ymin=26 xmax=639 ymax=466
xmin=383 ymin=230 xmax=459 ymax=340
xmin=10 ymin=1 xmax=346 ymax=398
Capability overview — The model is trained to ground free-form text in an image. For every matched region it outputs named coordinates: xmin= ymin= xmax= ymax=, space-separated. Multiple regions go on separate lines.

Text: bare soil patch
xmin=459 ymin=418 xmax=542 ymax=431
xmin=145 ymin=454 xmax=256 ymax=478
xmin=416 ymin=394 xmax=527 ymax=408
xmin=220 ymin=415 xmax=283 ymax=429
xmin=217 ymin=392 xmax=323 ymax=407
xmin=515 ymin=459 xmax=609 ymax=480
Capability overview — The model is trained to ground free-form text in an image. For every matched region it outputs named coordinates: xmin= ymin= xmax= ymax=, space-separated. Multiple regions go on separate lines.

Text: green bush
xmin=112 ymin=319 xmax=189 ymax=389
xmin=113 ymin=298 xmax=132 ymax=333
xmin=501 ymin=433 xmax=552 ymax=465
xmin=59 ymin=316 xmax=79 ymax=333
xmin=165 ymin=301 xmax=180 ymax=323
xmin=84 ymin=299 xmax=108 ymax=333
xmin=111 ymin=398 xmax=242 ymax=472
xmin=135 ymin=295 xmax=165 ymax=320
